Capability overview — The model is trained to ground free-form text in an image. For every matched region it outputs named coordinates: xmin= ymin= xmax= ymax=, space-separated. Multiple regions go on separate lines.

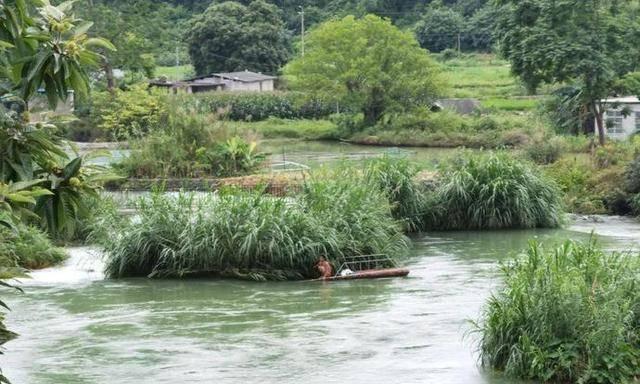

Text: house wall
xmin=601 ymin=104 xmax=640 ymax=139
xmin=223 ymin=79 xmax=274 ymax=92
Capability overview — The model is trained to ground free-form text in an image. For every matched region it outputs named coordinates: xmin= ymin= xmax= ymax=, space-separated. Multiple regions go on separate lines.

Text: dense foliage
xmin=185 ymin=0 xmax=290 ymax=75
xmin=184 ymin=92 xmax=336 ymax=121
xmin=285 ymin=15 xmax=444 ymax=126
xmin=476 ymin=240 xmax=640 ymax=383
xmin=425 ymin=152 xmax=563 ymax=229
xmin=0 ymin=221 xmax=67 ymax=274
xmin=88 ymin=86 xmax=167 ymax=140
xmin=349 ymin=109 xmax=541 ymax=148
xmin=415 ymin=6 xmax=465 ymax=52
xmin=115 ymin=105 xmax=264 ymax=178
xmin=494 ymin=0 xmax=640 ymax=143
xmin=363 ymin=157 xmax=425 ymax=232
xmin=101 ymin=177 xmax=407 ymax=280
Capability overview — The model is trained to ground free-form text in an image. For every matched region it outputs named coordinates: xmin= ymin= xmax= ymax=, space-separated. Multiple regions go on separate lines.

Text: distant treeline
xmin=72 ymin=0 xmax=495 ymax=69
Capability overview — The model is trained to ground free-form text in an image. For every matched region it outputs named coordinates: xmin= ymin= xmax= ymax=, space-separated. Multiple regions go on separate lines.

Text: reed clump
xmin=102 ymin=177 xmax=407 ymax=280
xmin=424 ymin=152 xmax=564 ymax=229
xmin=363 ymin=156 xmax=426 ymax=232
xmin=475 ymin=240 xmax=640 ymax=383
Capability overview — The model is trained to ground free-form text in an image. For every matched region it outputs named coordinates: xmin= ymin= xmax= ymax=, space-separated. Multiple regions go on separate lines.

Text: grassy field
xmin=438 ymin=53 xmax=549 ymax=112
xmin=156 ymin=65 xmax=194 ymax=80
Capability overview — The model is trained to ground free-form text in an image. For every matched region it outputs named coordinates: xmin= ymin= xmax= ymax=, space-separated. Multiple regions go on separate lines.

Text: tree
xmin=494 ymin=0 xmax=640 ymax=144
xmin=284 ymin=15 xmax=444 ymax=126
xmin=0 ymin=0 xmax=114 ymax=105
xmin=77 ymin=2 xmax=162 ymax=90
xmin=463 ymin=3 xmax=497 ymax=52
xmin=185 ymin=0 xmax=290 ymax=75
xmin=1 ymin=0 xmax=117 ymax=238
xmin=415 ymin=6 xmax=465 ymax=53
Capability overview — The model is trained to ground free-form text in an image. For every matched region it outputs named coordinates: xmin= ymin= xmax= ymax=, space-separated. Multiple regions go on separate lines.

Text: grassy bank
xmin=0 ymin=222 xmax=67 ymax=277
xmin=476 ymin=240 xmax=640 ymax=383
xmin=228 ymin=118 xmax=338 ymax=140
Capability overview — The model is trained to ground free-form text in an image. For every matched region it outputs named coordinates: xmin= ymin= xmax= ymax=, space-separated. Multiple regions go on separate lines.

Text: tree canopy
xmin=495 ymin=0 xmax=640 ymax=143
xmin=185 ymin=0 xmax=290 ymax=75
xmin=284 ymin=15 xmax=444 ymax=126
xmin=415 ymin=5 xmax=465 ymax=52
xmin=1 ymin=0 xmax=114 ymax=105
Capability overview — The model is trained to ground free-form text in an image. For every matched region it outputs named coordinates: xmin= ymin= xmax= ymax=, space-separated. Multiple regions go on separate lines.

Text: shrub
xmin=624 ymin=155 xmax=640 ymax=193
xmin=89 ymin=86 xmax=167 ymax=140
xmin=476 ymin=240 xmax=640 ymax=384
xmin=425 ymin=152 xmax=564 ymax=229
xmin=525 ymin=136 xmax=565 ymax=164
xmin=630 ymin=193 xmax=640 ymax=215
xmin=116 ymin=105 xmax=264 ymax=178
xmin=593 ymin=144 xmax=627 ymax=169
xmin=183 ymin=92 xmax=335 ymax=121
xmin=101 ymin=177 xmax=407 ymax=280
xmin=440 ymin=48 xmax=460 ymax=61
xmin=0 ymin=221 xmax=67 ymax=274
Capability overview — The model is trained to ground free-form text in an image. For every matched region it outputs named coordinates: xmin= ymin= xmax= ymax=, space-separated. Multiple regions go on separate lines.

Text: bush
xmin=425 ymin=152 xmax=564 ymax=229
xmin=525 ymin=136 xmax=565 ymax=164
xmin=594 ymin=144 xmax=628 ymax=169
xmin=476 ymin=240 xmax=640 ymax=383
xmin=115 ymin=105 xmax=265 ymax=178
xmin=89 ymin=86 xmax=167 ymax=140
xmin=624 ymin=155 xmax=640 ymax=193
xmin=183 ymin=92 xmax=335 ymax=121
xmin=101 ymin=176 xmax=407 ymax=280
xmin=0 ymin=222 xmax=67 ymax=275
xmin=440 ymin=48 xmax=460 ymax=61
xmin=544 ymin=158 xmax=605 ymax=214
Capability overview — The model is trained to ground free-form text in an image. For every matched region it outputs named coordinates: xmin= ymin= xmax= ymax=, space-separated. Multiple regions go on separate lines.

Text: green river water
xmin=3 ymin=217 xmax=640 ymax=384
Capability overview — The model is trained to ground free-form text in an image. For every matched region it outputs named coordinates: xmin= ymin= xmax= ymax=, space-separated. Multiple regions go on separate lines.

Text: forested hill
xmin=72 ymin=0 xmax=492 ymax=67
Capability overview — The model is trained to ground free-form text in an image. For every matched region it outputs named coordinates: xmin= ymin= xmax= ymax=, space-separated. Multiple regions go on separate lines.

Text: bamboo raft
xmin=313 ymin=254 xmax=410 ymax=281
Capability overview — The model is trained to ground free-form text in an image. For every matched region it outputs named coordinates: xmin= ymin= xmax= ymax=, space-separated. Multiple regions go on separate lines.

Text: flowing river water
xmin=3 ymin=216 xmax=640 ymax=384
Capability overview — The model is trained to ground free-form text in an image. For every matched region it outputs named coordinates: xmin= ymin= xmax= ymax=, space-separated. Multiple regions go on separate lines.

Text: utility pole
xmin=176 ymin=46 xmax=180 ymax=68
xmin=299 ymin=6 xmax=305 ymax=57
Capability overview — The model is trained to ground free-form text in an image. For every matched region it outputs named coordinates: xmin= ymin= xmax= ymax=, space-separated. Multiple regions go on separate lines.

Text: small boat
xmin=313 ymin=254 xmax=410 ymax=282
xmin=320 ymin=267 xmax=410 ymax=281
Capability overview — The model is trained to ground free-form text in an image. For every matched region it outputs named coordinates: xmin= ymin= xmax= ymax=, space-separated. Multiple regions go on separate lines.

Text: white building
xmin=600 ymin=96 xmax=640 ymax=139
xmin=150 ymin=70 xmax=276 ymax=93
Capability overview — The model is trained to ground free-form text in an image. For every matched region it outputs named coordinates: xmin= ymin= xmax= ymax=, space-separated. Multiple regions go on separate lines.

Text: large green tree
xmin=415 ymin=5 xmax=465 ymax=52
xmin=285 ymin=15 xmax=444 ymax=126
xmin=185 ymin=0 xmax=290 ymax=75
xmin=495 ymin=0 xmax=640 ymax=144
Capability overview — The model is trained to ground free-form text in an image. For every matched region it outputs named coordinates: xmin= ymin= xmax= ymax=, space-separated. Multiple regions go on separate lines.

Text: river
xmin=2 ymin=217 xmax=639 ymax=384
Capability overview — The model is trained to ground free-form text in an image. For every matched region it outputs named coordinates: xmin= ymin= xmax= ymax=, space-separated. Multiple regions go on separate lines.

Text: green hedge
xmin=183 ymin=92 xmax=336 ymax=121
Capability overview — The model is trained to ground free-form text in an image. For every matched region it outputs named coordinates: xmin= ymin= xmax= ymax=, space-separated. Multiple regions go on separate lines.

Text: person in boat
xmin=316 ymin=256 xmax=333 ymax=279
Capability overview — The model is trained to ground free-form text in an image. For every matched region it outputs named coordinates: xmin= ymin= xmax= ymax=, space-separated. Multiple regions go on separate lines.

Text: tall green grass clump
xmin=102 ymin=178 xmax=407 ymax=280
xmin=363 ymin=156 xmax=426 ymax=231
xmin=476 ymin=240 xmax=640 ymax=383
xmin=302 ymin=171 xmax=408 ymax=257
xmin=426 ymin=152 xmax=563 ymax=229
